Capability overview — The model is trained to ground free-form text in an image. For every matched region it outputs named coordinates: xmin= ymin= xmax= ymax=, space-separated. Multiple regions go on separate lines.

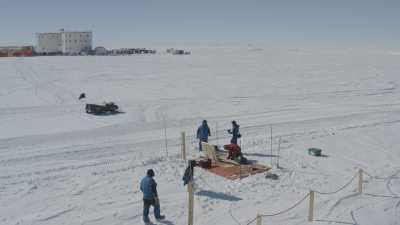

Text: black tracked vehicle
xmin=86 ymin=102 xmax=119 ymax=115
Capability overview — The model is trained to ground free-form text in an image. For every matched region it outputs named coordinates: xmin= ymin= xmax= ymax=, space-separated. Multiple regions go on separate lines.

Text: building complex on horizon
xmin=35 ymin=30 xmax=92 ymax=55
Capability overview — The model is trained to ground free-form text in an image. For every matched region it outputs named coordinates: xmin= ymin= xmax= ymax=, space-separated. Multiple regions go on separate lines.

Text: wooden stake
xmin=358 ymin=169 xmax=363 ymax=194
xmin=181 ymin=132 xmax=186 ymax=160
xmin=308 ymin=191 xmax=315 ymax=222
xmin=188 ymin=167 xmax=194 ymax=225
xmin=256 ymin=214 xmax=262 ymax=225
xmin=239 ymin=163 xmax=242 ymax=180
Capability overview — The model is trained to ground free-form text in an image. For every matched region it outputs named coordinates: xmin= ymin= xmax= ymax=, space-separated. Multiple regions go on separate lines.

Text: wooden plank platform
xmin=204 ymin=163 xmax=270 ymax=180
xmin=198 ymin=142 xmax=271 ymax=180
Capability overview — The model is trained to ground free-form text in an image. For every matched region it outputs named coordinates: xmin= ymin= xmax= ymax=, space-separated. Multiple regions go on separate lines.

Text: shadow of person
xmin=243 ymin=152 xmax=278 ymax=158
xmin=159 ymin=220 xmax=175 ymax=225
xmin=314 ymin=219 xmax=354 ymax=224
xmin=195 ymin=190 xmax=242 ymax=201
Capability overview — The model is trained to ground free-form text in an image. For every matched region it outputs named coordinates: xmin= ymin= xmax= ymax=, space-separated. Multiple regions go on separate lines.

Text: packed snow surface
xmin=1 ymin=44 xmax=400 ymax=225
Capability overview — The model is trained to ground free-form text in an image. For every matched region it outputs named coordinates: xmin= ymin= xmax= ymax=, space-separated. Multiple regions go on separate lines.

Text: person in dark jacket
xmin=196 ymin=120 xmax=211 ymax=151
xmin=227 ymin=120 xmax=241 ymax=144
xmin=140 ymin=169 xmax=165 ymax=224
xmin=78 ymin=93 xmax=86 ymax=100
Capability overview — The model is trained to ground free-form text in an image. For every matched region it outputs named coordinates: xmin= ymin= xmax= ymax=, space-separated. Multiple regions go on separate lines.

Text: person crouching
xmin=224 ymin=143 xmax=241 ymax=160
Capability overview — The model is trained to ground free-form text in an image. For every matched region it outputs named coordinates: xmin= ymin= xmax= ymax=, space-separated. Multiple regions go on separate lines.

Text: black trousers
xmin=143 ymin=198 xmax=161 ymax=222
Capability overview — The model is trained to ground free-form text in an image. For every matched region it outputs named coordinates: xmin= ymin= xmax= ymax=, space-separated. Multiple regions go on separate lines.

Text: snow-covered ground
xmin=1 ymin=44 xmax=400 ymax=225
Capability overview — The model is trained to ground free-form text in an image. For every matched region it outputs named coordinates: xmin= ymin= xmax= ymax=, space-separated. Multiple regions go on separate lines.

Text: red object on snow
xmin=224 ymin=144 xmax=241 ymax=160
xmin=0 ymin=46 xmax=33 ymax=57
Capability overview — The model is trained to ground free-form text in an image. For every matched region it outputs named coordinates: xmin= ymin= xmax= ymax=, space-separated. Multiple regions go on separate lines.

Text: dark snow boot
xmin=156 ymin=215 xmax=165 ymax=221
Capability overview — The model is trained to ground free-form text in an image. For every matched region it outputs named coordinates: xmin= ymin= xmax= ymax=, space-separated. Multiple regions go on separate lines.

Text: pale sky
xmin=0 ymin=0 xmax=399 ymax=48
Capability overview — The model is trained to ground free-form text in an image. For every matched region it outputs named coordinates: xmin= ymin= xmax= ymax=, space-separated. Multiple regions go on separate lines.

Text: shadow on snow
xmin=195 ymin=190 xmax=242 ymax=202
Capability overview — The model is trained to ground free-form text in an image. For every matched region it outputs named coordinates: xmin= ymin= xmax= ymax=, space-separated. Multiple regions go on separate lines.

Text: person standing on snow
xmin=227 ymin=120 xmax=241 ymax=144
xmin=196 ymin=120 xmax=211 ymax=151
xmin=140 ymin=169 xmax=165 ymax=224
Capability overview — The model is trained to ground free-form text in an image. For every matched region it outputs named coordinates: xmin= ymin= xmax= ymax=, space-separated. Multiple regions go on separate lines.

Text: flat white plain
xmin=1 ymin=44 xmax=399 ymax=225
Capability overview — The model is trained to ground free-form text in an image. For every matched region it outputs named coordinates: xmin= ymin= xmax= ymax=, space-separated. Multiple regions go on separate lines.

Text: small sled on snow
xmin=308 ymin=148 xmax=322 ymax=156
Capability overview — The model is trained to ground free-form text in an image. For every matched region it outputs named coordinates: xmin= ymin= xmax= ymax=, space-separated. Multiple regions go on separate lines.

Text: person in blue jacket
xmin=140 ymin=169 xmax=165 ymax=224
xmin=227 ymin=120 xmax=241 ymax=144
xmin=196 ymin=120 xmax=211 ymax=151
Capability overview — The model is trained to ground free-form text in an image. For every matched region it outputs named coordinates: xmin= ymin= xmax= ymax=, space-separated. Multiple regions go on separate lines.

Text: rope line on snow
xmin=314 ymin=171 xmax=358 ymax=195
xmin=186 ymin=158 xmax=400 ymax=225
xmin=244 ymin=193 xmax=310 ymax=225
xmin=229 ymin=203 xmax=242 ymax=225
xmin=363 ymin=169 xmax=400 ymax=180
xmin=244 ymin=169 xmax=400 ymax=224
xmin=364 ymin=193 xmax=400 ymax=199
xmin=260 ymin=193 xmax=310 ymax=217
xmin=244 ymin=216 xmax=258 ymax=225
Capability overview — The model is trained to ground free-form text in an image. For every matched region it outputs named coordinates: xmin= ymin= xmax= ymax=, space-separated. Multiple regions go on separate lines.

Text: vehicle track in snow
xmin=385 ymin=170 xmax=400 ymax=225
xmin=2 ymin=102 xmax=399 ymax=202
xmin=394 ymin=200 xmax=400 ymax=225
xmin=386 ymin=170 xmax=400 ymax=197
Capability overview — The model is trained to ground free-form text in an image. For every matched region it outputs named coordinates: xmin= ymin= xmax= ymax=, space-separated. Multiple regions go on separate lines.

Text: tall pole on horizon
xmin=163 ymin=115 xmax=168 ymax=157
xmin=270 ymin=126 xmax=273 ymax=167
xmin=277 ymin=137 xmax=281 ymax=168
xmin=216 ymin=122 xmax=219 ymax=146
